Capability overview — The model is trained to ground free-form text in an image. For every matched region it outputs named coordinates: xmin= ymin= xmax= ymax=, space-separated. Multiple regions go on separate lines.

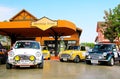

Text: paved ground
xmin=0 ymin=60 xmax=120 ymax=79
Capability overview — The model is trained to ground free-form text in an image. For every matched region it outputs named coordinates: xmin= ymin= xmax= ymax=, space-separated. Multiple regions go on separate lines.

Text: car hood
xmin=89 ymin=50 xmax=110 ymax=54
xmin=12 ymin=48 xmax=40 ymax=56
xmin=42 ymin=50 xmax=49 ymax=54
xmin=61 ymin=50 xmax=74 ymax=54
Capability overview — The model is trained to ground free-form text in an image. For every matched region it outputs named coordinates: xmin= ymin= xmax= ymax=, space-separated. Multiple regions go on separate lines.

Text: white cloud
xmin=0 ymin=6 xmax=16 ymax=21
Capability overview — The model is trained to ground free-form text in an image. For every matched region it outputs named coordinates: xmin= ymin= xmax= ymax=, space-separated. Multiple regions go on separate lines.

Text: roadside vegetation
xmin=80 ymin=42 xmax=95 ymax=49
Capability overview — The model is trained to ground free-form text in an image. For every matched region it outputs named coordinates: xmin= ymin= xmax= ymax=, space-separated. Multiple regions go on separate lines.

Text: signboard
xmin=32 ymin=17 xmax=57 ymax=31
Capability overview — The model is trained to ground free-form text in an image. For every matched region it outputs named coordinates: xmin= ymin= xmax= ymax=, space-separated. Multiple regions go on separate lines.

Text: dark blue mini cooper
xmin=85 ymin=43 xmax=120 ymax=66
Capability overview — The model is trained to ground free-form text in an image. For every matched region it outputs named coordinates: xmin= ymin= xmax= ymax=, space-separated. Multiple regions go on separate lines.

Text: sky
xmin=0 ymin=0 xmax=120 ymax=43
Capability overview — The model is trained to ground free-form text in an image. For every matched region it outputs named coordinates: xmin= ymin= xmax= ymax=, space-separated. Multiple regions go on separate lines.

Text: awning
xmin=0 ymin=17 xmax=77 ymax=37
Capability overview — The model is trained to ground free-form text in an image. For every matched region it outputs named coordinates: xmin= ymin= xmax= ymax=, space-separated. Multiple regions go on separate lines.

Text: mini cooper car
xmin=59 ymin=45 xmax=86 ymax=63
xmin=6 ymin=40 xmax=44 ymax=69
xmin=85 ymin=43 xmax=120 ymax=66
xmin=42 ymin=46 xmax=51 ymax=60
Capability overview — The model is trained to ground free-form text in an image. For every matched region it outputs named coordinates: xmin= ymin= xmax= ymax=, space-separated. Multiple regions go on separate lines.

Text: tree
xmin=103 ymin=4 xmax=120 ymax=43
xmin=80 ymin=42 xmax=95 ymax=48
xmin=113 ymin=4 xmax=120 ymax=43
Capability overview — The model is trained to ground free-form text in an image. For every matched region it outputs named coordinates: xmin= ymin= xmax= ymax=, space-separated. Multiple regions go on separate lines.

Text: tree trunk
xmin=54 ymin=36 xmax=58 ymax=56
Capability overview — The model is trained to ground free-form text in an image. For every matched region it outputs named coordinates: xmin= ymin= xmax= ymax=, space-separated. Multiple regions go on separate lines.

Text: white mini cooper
xmin=6 ymin=40 xmax=44 ymax=69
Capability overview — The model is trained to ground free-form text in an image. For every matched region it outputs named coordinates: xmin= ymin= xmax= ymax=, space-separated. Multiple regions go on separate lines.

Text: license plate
xmin=20 ymin=65 xmax=30 ymax=67
xmin=63 ymin=58 xmax=67 ymax=61
xmin=20 ymin=60 xmax=29 ymax=64
xmin=91 ymin=60 xmax=98 ymax=64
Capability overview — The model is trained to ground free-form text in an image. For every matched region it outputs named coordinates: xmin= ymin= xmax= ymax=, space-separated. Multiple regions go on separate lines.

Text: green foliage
xmin=103 ymin=4 xmax=120 ymax=43
xmin=80 ymin=42 xmax=95 ymax=48
xmin=3 ymin=20 xmax=8 ymax=22
xmin=104 ymin=26 xmax=117 ymax=42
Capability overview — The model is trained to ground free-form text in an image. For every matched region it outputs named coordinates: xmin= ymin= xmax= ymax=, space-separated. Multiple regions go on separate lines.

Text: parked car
xmin=42 ymin=46 xmax=51 ymax=60
xmin=6 ymin=40 xmax=44 ymax=69
xmin=0 ymin=43 xmax=7 ymax=64
xmin=59 ymin=45 xmax=86 ymax=63
xmin=85 ymin=43 xmax=120 ymax=66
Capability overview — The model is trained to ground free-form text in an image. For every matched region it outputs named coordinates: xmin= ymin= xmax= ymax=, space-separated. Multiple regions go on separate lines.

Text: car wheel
xmin=60 ymin=59 xmax=64 ymax=62
xmin=6 ymin=63 xmax=12 ymax=69
xmin=74 ymin=56 xmax=80 ymax=63
xmin=0 ymin=59 xmax=2 ymax=65
xmin=108 ymin=58 xmax=114 ymax=66
xmin=48 ymin=58 xmax=50 ymax=60
xmin=86 ymin=60 xmax=91 ymax=65
xmin=99 ymin=62 xmax=105 ymax=65
xmin=38 ymin=62 xmax=44 ymax=69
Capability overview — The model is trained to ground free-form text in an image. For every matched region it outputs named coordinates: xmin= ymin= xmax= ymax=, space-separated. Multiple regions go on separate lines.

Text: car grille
xmin=20 ymin=55 xmax=30 ymax=60
xmin=61 ymin=54 xmax=70 ymax=58
xmin=90 ymin=53 xmax=102 ymax=60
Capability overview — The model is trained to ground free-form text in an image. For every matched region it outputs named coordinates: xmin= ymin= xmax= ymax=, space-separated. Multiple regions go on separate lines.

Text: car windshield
xmin=67 ymin=46 xmax=80 ymax=50
xmin=42 ymin=47 xmax=48 ymax=50
xmin=92 ymin=44 xmax=112 ymax=51
xmin=14 ymin=41 xmax=40 ymax=49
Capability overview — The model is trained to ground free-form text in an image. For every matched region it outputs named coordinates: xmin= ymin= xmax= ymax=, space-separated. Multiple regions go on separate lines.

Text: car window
xmin=42 ymin=47 xmax=48 ymax=50
xmin=68 ymin=46 xmax=73 ymax=50
xmin=74 ymin=46 xmax=80 ymax=50
xmin=68 ymin=46 xmax=80 ymax=50
xmin=14 ymin=41 xmax=40 ymax=49
xmin=93 ymin=44 xmax=112 ymax=51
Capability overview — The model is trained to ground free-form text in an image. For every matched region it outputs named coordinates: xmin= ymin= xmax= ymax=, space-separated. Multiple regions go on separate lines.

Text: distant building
xmin=0 ymin=9 xmax=82 ymax=51
xmin=95 ymin=22 xmax=119 ymax=44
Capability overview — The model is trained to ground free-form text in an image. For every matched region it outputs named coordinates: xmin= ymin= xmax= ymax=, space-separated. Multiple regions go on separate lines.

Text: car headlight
xmin=103 ymin=52 xmax=107 ymax=56
xmin=14 ymin=55 xmax=20 ymax=61
xmin=8 ymin=51 xmax=14 ymax=57
xmin=99 ymin=56 xmax=102 ymax=59
xmin=29 ymin=55 xmax=35 ymax=61
xmin=36 ymin=52 xmax=41 ymax=57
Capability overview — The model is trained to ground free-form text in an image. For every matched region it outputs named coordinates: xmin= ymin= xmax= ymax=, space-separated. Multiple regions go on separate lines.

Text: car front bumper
xmin=7 ymin=59 xmax=43 ymax=66
xmin=86 ymin=59 xmax=109 ymax=64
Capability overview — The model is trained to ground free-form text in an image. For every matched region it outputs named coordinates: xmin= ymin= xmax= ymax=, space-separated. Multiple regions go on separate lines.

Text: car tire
xmin=74 ymin=56 xmax=80 ymax=63
xmin=48 ymin=58 xmax=50 ymax=60
xmin=99 ymin=62 xmax=105 ymax=65
xmin=38 ymin=62 xmax=44 ymax=69
xmin=86 ymin=60 xmax=91 ymax=65
xmin=0 ymin=59 xmax=2 ymax=65
xmin=6 ymin=63 xmax=12 ymax=69
xmin=60 ymin=59 xmax=64 ymax=62
xmin=108 ymin=58 xmax=114 ymax=66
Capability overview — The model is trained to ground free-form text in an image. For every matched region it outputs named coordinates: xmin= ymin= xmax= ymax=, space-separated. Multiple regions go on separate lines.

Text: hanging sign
xmin=32 ymin=17 xmax=57 ymax=31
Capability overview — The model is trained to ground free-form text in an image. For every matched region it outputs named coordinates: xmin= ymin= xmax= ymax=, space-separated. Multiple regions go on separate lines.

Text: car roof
xmin=96 ymin=43 xmax=116 ymax=45
xmin=16 ymin=40 xmax=38 ymax=42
